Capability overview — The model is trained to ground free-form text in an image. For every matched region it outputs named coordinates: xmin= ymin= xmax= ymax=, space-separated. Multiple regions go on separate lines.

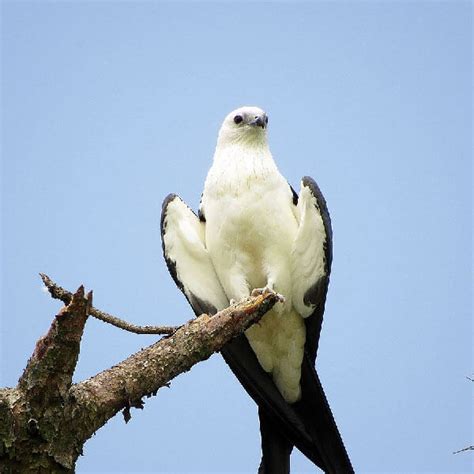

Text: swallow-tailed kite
xmin=160 ymin=106 xmax=353 ymax=473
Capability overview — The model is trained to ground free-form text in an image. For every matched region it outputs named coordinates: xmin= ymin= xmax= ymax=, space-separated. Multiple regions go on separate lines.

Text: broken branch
xmin=18 ymin=285 xmax=90 ymax=404
xmin=70 ymin=290 xmax=279 ymax=440
xmin=1 ymin=277 xmax=278 ymax=472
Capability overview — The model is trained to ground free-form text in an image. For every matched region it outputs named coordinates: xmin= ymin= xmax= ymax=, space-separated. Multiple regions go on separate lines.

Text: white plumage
xmin=162 ymin=106 xmax=328 ymax=403
xmin=161 ymin=106 xmax=354 ymax=474
xmin=161 ymin=197 xmax=228 ymax=312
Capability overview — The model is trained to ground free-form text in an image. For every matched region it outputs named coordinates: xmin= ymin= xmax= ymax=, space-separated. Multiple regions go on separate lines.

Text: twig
xmin=453 ymin=445 xmax=474 ymax=455
xmin=451 ymin=377 xmax=474 ymax=455
xmin=40 ymin=273 xmax=177 ymax=335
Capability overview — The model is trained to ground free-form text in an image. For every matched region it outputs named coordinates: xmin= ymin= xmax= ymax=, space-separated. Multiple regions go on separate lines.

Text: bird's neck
xmin=205 ymin=141 xmax=280 ymax=197
xmin=213 ymin=139 xmax=276 ymax=174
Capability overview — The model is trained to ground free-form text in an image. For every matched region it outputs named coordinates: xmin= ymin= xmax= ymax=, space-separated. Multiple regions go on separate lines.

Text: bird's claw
xmin=251 ymin=286 xmax=271 ymax=297
xmin=251 ymin=286 xmax=285 ymax=303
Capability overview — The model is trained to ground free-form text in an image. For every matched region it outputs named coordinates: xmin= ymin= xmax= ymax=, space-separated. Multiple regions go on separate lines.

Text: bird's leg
xmin=225 ymin=269 xmax=251 ymax=307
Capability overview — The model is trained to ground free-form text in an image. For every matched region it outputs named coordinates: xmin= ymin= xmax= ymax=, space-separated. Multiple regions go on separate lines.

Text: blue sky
xmin=1 ymin=1 xmax=472 ymax=472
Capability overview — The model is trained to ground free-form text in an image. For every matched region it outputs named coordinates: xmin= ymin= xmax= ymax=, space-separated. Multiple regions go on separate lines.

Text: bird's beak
xmin=249 ymin=114 xmax=267 ymax=129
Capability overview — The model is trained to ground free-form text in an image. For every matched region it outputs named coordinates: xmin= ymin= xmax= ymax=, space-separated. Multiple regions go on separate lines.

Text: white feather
xmin=162 ymin=196 xmax=228 ymax=312
xmin=201 ymin=107 xmax=307 ymax=403
xmin=291 ymin=182 xmax=327 ymax=318
xmin=164 ymin=106 xmax=328 ymax=404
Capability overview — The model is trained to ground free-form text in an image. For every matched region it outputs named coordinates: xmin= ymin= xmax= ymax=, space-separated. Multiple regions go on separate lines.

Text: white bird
xmin=161 ymin=106 xmax=352 ymax=473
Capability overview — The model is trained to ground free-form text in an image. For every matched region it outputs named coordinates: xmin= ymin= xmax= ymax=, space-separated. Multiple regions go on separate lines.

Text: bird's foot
xmin=251 ymin=286 xmax=272 ymax=297
xmin=251 ymin=286 xmax=285 ymax=303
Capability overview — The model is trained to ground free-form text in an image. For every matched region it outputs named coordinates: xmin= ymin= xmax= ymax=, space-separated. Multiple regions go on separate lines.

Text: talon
xmin=276 ymin=293 xmax=285 ymax=303
xmin=251 ymin=286 xmax=285 ymax=302
xmin=229 ymin=298 xmax=237 ymax=306
xmin=251 ymin=287 xmax=272 ymax=297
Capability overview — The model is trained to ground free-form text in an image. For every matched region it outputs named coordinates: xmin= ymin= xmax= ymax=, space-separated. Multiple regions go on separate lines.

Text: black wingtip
xmin=160 ymin=193 xmax=218 ymax=317
xmin=198 ymin=207 xmax=206 ymax=222
xmin=301 ymin=175 xmax=333 ymax=271
xmin=160 ymin=193 xmax=185 ymax=295
xmin=301 ymin=175 xmax=316 ymax=187
xmin=301 ymin=176 xmax=326 ymax=212
xmin=289 ymin=183 xmax=299 ymax=206
xmin=160 ymin=193 xmax=179 ymax=233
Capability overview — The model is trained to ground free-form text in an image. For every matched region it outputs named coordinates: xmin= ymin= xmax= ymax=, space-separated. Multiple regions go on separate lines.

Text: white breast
xmin=202 ymin=142 xmax=306 ymax=403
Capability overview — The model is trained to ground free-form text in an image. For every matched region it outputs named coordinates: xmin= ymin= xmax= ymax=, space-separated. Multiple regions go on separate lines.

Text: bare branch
xmin=1 ymin=278 xmax=278 ymax=472
xmin=451 ymin=376 xmax=474 ymax=456
xmin=453 ymin=445 xmax=474 ymax=455
xmin=40 ymin=273 xmax=177 ymax=335
xmin=69 ymin=291 xmax=279 ymax=442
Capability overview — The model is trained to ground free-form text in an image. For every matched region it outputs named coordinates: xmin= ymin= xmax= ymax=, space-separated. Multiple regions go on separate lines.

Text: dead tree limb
xmin=0 ymin=277 xmax=278 ymax=473
xmin=453 ymin=446 xmax=474 ymax=455
xmin=40 ymin=273 xmax=177 ymax=335
xmin=452 ymin=376 xmax=473 ymax=456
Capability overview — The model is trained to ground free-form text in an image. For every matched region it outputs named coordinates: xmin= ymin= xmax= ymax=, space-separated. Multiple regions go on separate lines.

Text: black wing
xmin=299 ymin=175 xmax=333 ymax=363
xmin=293 ymin=176 xmax=353 ymax=472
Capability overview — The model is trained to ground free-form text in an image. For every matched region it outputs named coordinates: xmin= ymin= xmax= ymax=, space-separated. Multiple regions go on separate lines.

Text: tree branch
xmin=40 ymin=273 xmax=177 ymax=335
xmin=69 ymin=291 xmax=278 ymax=443
xmin=453 ymin=446 xmax=474 ymax=455
xmin=18 ymin=285 xmax=91 ymax=405
xmin=1 ymin=277 xmax=278 ymax=472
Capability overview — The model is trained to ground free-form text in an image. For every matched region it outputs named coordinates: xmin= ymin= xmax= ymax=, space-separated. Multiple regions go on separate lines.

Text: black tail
xmin=258 ymin=406 xmax=293 ymax=474
xmin=294 ymin=354 xmax=354 ymax=473
xmin=221 ymin=336 xmax=353 ymax=473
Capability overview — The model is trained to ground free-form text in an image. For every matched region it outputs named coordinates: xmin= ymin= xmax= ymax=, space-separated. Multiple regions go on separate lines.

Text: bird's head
xmin=217 ymin=106 xmax=269 ymax=147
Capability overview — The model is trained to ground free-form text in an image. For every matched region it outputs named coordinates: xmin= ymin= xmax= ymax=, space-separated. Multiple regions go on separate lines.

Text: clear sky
xmin=1 ymin=1 xmax=472 ymax=473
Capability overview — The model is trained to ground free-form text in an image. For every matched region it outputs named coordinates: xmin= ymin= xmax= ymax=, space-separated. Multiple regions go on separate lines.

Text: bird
xmin=160 ymin=106 xmax=353 ymax=473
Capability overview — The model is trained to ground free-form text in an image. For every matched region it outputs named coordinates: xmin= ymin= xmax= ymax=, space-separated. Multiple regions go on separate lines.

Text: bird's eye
xmin=233 ymin=115 xmax=243 ymax=124
xmin=265 ymin=116 xmax=269 ymax=125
